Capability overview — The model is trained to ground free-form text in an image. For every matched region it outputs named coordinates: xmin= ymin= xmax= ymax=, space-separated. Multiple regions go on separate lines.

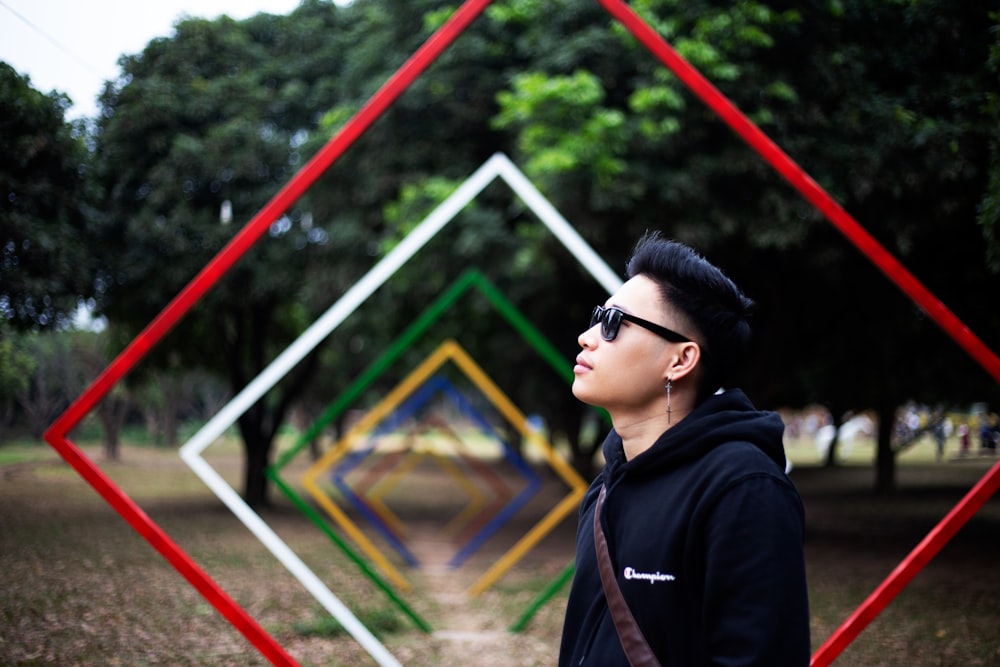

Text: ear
xmin=664 ymin=342 xmax=702 ymax=383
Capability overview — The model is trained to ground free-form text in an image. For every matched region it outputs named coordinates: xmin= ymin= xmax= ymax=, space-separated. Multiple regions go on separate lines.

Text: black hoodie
xmin=559 ymin=389 xmax=810 ymax=666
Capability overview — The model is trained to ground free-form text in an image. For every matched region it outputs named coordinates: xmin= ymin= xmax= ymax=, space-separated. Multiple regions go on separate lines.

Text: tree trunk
xmin=241 ymin=426 xmax=273 ymax=509
xmin=874 ymin=402 xmax=897 ymax=495
xmin=163 ymin=408 xmax=180 ymax=448
xmin=102 ymin=416 xmax=121 ymax=460
xmin=17 ymin=374 xmax=65 ymax=439
xmin=225 ymin=304 xmax=322 ymax=508
xmin=570 ymin=447 xmax=598 ymax=482
xmin=823 ymin=426 xmax=840 ymax=467
xmin=822 ymin=402 xmax=850 ymax=467
xmin=0 ymin=398 xmax=15 ymax=434
xmin=308 ymin=437 xmax=322 ymax=462
xmin=553 ymin=401 xmax=597 ymax=479
xmin=97 ymin=393 xmax=129 ymax=461
xmin=159 ymin=372 xmax=184 ymax=447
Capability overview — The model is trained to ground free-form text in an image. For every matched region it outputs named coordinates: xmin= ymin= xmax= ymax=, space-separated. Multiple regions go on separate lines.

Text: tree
xmin=0 ymin=63 xmax=95 ymax=330
xmin=89 ymin=3 xmax=382 ymax=506
xmin=72 ymin=329 xmax=133 ymax=460
xmin=735 ymin=0 xmax=1000 ymax=492
xmin=10 ymin=330 xmax=87 ymax=440
xmin=0 ymin=326 xmax=37 ymax=434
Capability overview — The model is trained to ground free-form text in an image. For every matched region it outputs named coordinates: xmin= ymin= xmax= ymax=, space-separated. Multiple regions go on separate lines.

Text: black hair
xmin=625 ymin=231 xmax=754 ymax=398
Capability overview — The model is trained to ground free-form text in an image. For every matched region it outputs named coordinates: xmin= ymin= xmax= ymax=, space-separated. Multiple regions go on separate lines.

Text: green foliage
xmin=0 ymin=333 xmax=36 ymax=400
xmin=978 ymin=10 xmax=1000 ymax=272
xmin=88 ymin=5 xmax=368 ymax=502
xmin=382 ymin=177 xmax=464 ymax=241
xmin=0 ymin=64 xmax=95 ymax=330
xmin=0 ymin=328 xmax=94 ymax=438
xmin=493 ymin=70 xmax=627 ymax=186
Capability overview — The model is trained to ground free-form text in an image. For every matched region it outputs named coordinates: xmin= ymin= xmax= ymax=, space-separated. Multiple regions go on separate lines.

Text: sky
xmin=0 ymin=0 xmax=310 ymax=119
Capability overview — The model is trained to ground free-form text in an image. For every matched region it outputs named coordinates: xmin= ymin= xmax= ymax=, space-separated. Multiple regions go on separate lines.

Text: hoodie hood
xmin=602 ymin=388 xmax=786 ymax=480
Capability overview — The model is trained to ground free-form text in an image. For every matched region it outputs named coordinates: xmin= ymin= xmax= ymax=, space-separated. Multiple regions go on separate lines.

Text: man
xmin=559 ymin=232 xmax=810 ymax=666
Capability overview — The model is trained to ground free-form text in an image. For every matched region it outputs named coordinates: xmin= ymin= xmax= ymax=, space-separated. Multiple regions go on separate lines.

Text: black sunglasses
xmin=590 ymin=305 xmax=692 ymax=344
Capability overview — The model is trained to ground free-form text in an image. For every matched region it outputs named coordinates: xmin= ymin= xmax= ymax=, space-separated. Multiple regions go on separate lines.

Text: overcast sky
xmin=0 ymin=0 xmax=310 ymax=119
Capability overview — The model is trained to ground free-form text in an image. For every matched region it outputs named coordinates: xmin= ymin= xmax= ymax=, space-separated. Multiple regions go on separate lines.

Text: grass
xmin=1 ymin=432 xmax=998 ymax=666
xmin=0 ymin=440 xmax=55 ymax=465
xmin=292 ymin=605 xmax=407 ymax=639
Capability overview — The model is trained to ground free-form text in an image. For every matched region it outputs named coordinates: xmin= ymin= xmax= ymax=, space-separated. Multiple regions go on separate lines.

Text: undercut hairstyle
xmin=625 ymin=231 xmax=754 ymax=400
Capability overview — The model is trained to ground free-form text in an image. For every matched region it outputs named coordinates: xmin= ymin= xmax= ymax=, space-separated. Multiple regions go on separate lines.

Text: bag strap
xmin=593 ymin=484 xmax=662 ymax=667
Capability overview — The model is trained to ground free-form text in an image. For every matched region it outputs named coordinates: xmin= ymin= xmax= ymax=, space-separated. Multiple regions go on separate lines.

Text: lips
xmin=574 ymin=355 xmax=592 ymax=374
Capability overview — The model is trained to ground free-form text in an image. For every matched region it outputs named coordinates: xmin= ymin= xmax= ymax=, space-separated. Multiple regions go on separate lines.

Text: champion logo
xmin=623 ymin=566 xmax=676 ymax=584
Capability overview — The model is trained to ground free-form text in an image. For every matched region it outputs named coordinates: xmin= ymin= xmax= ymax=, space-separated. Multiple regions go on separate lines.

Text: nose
xmin=578 ymin=323 xmax=598 ymax=349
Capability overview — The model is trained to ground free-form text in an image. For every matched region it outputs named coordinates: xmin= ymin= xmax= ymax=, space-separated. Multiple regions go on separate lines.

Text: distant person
xmin=932 ymin=420 xmax=947 ymax=462
xmin=957 ymin=422 xmax=970 ymax=457
xmin=559 ymin=232 xmax=810 ymax=666
xmin=980 ymin=417 xmax=997 ymax=455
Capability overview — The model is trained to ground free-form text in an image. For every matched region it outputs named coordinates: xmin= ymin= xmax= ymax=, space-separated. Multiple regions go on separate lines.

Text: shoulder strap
xmin=593 ymin=484 xmax=662 ymax=667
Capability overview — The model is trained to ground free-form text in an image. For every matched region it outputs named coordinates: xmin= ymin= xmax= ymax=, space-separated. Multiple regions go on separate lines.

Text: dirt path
xmin=400 ymin=521 xmax=556 ymax=666
xmin=410 ymin=526 xmax=511 ymax=636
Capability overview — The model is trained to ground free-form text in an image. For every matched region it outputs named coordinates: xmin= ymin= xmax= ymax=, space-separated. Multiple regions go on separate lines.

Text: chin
xmin=571 ymin=382 xmax=599 ymax=407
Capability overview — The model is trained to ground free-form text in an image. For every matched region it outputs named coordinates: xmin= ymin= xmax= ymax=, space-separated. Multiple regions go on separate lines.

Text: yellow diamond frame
xmin=354 ymin=418 xmax=507 ymax=542
xmin=301 ymin=339 xmax=587 ymax=595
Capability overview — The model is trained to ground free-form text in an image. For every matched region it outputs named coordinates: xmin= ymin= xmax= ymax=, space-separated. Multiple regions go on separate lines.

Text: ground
xmin=1 ymin=435 xmax=999 ymax=666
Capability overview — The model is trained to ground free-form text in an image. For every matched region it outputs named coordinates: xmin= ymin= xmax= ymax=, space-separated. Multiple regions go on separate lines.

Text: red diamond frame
xmin=43 ymin=1 xmax=1000 ymax=666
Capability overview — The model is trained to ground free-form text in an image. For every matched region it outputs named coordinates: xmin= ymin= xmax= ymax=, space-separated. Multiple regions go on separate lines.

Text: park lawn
xmin=1 ymin=434 xmax=998 ymax=666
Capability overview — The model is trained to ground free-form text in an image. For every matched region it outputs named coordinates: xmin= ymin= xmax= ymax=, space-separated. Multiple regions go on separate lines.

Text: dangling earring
xmin=665 ymin=377 xmax=673 ymax=424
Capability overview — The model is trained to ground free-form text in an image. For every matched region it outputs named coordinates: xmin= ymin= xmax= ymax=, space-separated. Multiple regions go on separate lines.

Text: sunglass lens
xmin=590 ymin=306 xmax=603 ymax=329
xmin=591 ymin=306 xmax=621 ymax=341
xmin=603 ymin=309 xmax=621 ymax=341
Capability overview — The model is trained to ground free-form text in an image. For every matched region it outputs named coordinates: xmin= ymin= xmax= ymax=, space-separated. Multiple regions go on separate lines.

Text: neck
xmin=613 ymin=406 xmax=691 ymax=460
